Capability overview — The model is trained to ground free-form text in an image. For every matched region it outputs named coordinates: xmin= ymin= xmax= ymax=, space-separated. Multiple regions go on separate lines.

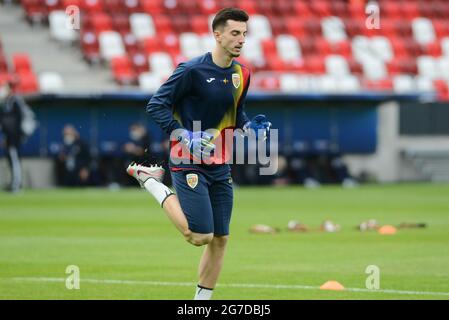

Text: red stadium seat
xmin=12 ymin=54 xmax=33 ymax=74
xmin=142 ymin=37 xmax=159 ymax=55
xmin=91 ymin=12 xmax=113 ymax=34
xmin=382 ymin=1 xmax=401 ymax=19
xmin=81 ymin=0 xmax=104 ymax=14
xmin=122 ymin=33 xmax=139 ymax=55
xmin=160 ymin=33 xmax=180 ymax=56
xmin=331 ymin=1 xmax=348 ymax=18
xmin=130 ymin=52 xmax=149 ymax=75
xmin=285 ymin=18 xmax=305 ymax=38
xmin=364 ymin=78 xmax=393 ymax=91
xmin=141 ymin=0 xmax=164 ymax=15
xmin=261 ymin=39 xmax=277 ymax=58
xmin=305 ymin=56 xmax=325 ymax=74
xmin=314 ymin=38 xmax=332 ymax=56
xmin=0 ymin=54 xmax=8 ymax=73
xmin=402 ymin=1 xmax=420 ymax=20
xmin=293 ymin=1 xmax=314 ymax=19
xmin=80 ymin=31 xmax=101 ymax=63
xmin=239 ymin=0 xmax=257 ymax=15
xmin=180 ymin=1 xmax=199 ymax=15
xmin=423 ymin=41 xmax=442 ymax=57
xmin=172 ymin=15 xmax=191 ymax=34
xmin=310 ymin=0 xmax=331 ymax=17
xmin=191 ymin=16 xmax=210 ymax=35
xmin=113 ymin=14 xmax=131 ymax=34
xmin=434 ymin=79 xmax=449 ymax=100
xmin=269 ymin=17 xmax=286 ymax=36
xmin=0 ymin=72 xmax=11 ymax=86
xmin=198 ymin=0 xmax=219 ymax=15
xmin=260 ymin=76 xmax=280 ymax=91
xmin=433 ymin=20 xmax=449 ymax=38
xmin=111 ymin=56 xmax=136 ymax=85
xmin=153 ymin=15 xmax=173 ymax=34
xmin=266 ymin=55 xmax=286 ymax=71
xmin=22 ymin=0 xmax=47 ymax=22
xmin=123 ymin=0 xmax=142 ymax=14
xmin=45 ymin=0 xmax=64 ymax=12
xmin=62 ymin=0 xmax=81 ymax=9
xmin=103 ymin=0 xmax=124 ymax=14
xmin=14 ymin=72 xmax=39 ymax=94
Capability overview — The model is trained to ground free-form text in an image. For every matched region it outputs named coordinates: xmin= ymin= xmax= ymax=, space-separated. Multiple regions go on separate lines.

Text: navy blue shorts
xmin=170 ymin=165 xmax=233 ymax=236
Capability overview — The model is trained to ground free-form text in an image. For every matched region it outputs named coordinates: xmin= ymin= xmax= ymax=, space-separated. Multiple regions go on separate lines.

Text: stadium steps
xmin=0 ymin=3 xmax=120 ymax=92
xmin=403 ymin=149 xmax=449 ymax=182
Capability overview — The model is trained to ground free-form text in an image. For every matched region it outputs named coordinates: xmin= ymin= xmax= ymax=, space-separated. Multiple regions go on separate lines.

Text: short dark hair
xmin=212 ymin=8 xmax=249 ymax=31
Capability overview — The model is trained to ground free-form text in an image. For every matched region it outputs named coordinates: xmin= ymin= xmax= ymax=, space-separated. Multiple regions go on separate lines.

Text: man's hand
xmin=177 ymin=130 xmax=215 ymax=159
xmin=243 ymin=114 xmax=272 ymax=140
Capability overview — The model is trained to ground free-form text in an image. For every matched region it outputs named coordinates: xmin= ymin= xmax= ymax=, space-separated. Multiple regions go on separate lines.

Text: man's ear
xmin=213 ymin=30 xmax=221 ymax=42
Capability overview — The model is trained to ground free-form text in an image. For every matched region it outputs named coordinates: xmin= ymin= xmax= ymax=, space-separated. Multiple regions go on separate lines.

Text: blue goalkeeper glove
xmin=177 ymin=130 xmax=215 ymax=159
xmin=243 ymin=114 xmax=272 ymax=141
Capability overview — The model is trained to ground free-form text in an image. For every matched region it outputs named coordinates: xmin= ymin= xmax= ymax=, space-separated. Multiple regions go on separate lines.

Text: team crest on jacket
xmin=232 ymin=73 xmax=240 ymax=89
xmin=186 ymin=173 xmax=198 ymax=189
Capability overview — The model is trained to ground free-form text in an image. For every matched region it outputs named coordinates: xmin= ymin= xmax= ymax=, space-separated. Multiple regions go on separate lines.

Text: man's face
xmin=215 ymin=20 xmax=247 ymax=58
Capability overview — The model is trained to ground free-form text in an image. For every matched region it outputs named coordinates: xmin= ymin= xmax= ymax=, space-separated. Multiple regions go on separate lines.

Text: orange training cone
xmin=320 ymin=280 xmax=345 ymax=291
xmin=378 ymin=225 xmax=397 ymax=235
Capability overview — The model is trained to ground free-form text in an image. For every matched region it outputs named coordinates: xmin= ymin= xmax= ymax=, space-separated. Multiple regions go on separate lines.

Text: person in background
xmin=0 ymin=82 xmax=37 ymax=192
xmin=123 ymin=122 xmax=151 ymax=166
xmin=55 ymin=124 xmax=91 ymax=186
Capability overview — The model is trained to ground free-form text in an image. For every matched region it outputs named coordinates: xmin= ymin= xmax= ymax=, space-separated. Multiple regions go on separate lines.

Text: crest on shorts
xmin=186 ymin=173 xmax=198 ymax=189
xmin=232 ymin=73 xmax=240 ymax=89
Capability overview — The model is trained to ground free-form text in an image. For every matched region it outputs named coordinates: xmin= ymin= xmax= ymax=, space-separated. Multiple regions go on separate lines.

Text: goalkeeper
xmin=126 ymin=8 xmax=271 ymax=300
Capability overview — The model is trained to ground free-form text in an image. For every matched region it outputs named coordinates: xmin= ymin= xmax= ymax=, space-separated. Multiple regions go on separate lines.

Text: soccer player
xmin=127 ymin=8 xmax=271 ymax=300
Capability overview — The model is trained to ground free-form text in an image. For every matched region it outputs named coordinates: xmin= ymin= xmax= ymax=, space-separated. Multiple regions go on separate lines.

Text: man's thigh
xmin=171 ymin=170 xmax=214 ymax=234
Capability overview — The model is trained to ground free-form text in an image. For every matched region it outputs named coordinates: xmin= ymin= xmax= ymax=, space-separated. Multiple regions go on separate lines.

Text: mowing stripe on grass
xmin=6 ymin=277 xmax=449 ymax=297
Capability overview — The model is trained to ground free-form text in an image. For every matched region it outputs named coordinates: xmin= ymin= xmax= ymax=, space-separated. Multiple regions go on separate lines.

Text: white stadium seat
xmin=279 ymin=74 xmax=300 ymax=93
xmin=276 ymin=35 xmax=302 ymax=63
xmin=48 ymin=11 xmax=78 ymax=42
xmin=38 ymin=72 xmax=64 ymax=93
xmin=338 ymin=75 xmax=360 ymax=92
xmin=241 ymin=36 xmax=264 ymax=64
xmin=415 ymin=76 xmax=435 ymax=92
xmin=149 ymin=52 xmax=174 ymax=79
xmin=248 ymin=15 xmax=272 ymax=40
xmin=412 ymin=17 xmax=436 ymax=46
xmin=99 ymin=31 xmax=126 ymax=61
xmin=441 ymin=37 xmax=449 ymax=57
xmin=322 ymin=16 xmax=347 ymax=44
xmin=361 ymin=57 xmax=387 ymax=80
xmin=130 ymin=13 xmax=155 ymax=40
xmin=393 ymin=75 xmax=416 ymax=93
xmin=417 ymin=56 xmax=439 ymax=79
xmin=180 ymin=32 xmax=203 ymax=59
xmin=200 ymin=34 xmax=215 ymax=53
xmin=139 ymin=72 xmax=164 ymax=93
xmin=371 ymin=36 xmax=394 ymax=62
xmin=325 ymin=55 xmax=350 ymax=77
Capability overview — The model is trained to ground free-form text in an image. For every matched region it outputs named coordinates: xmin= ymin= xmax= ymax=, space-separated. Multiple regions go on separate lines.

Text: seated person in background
xmin=55 ymin=124 xmax=91 ymax=186
xmin=122 ymin=123 xmax=151 ymax=185
xmin=123 ymin=123 xmax=151 ymax=165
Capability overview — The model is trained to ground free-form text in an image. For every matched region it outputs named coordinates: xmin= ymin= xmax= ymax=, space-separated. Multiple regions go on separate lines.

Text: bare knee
xmin=186 ymin=232 xmax=214 ymax=246
xmin=211 ymin=235 xmax=229 ymax=249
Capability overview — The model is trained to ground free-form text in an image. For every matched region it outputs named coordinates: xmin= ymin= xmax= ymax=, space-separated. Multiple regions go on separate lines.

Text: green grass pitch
xmin=1 ymin=184 xmax=448 ymax=299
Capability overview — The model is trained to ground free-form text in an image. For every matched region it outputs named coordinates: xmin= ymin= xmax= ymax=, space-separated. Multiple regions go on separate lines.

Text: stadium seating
xmin=6 ymin=0 xmax=449 ymax=99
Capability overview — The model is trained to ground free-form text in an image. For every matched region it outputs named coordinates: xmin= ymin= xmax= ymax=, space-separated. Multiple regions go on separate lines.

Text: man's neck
xmin=211 ymin=47 xmax=233 ymax=68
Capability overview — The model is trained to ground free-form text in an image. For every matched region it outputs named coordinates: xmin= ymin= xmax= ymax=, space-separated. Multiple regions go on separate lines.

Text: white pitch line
xmin=6 ymin=277 xmax=449 ymax=297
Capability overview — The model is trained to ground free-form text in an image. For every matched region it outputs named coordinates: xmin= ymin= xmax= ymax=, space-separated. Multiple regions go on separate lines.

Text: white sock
xmin=143 ymin=178 xmax=174 ymax=207
xmin=194 ymin=285 xmax=213 ymax=300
